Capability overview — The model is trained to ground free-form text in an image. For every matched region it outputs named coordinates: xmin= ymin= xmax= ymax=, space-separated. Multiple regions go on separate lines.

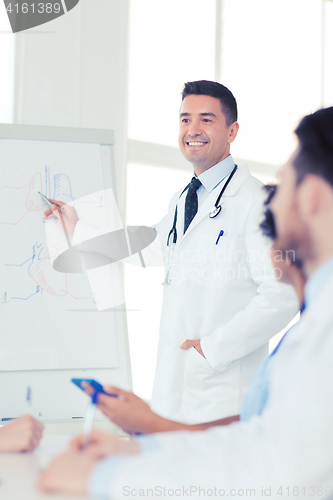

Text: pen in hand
xmin=82 ymin=391 xmax=99 ymax=449
xmin=38 ymin=191 xmax=72 ymax=248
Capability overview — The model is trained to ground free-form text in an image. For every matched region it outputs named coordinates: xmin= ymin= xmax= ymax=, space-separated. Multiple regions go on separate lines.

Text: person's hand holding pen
xmin=81 ymin=382 xmax=159 ymax=435
xmin=43 ymin=198 xmax=79 ymax=238
xmin=38 ymin=432 xmax=140 ymax=495
xmin=39 ymin=387 xmax=139 ymax=497
xmin=71 ymin=429 xmax=140 ymax=458
xmin=38 ymin=388 xmax=141 ymax=495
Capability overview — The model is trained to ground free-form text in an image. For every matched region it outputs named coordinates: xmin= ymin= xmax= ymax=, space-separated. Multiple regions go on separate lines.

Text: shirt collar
xmin=304 ymin=256 xmax=333 ymax=308
xmin=196 ymin=155 xmax=235 ymax=193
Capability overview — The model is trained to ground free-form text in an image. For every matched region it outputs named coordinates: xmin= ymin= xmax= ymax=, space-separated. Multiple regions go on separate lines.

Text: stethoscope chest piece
xmin=209 ymin=205 xmax=222 ymax=218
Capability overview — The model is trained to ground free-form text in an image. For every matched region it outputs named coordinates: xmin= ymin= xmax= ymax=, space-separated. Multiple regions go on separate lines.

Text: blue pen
xmin=216 ymin=230 xmax=224 ymax=245
xmin=26 ymin=387 xmax=31 ymax=411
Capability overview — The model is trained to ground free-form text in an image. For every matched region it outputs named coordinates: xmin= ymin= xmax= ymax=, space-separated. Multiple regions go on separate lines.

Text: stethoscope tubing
xmin=167 ymin=164 xmax=238 ymax=247
xmin=209 ymin=164 xmax=238 ymax=217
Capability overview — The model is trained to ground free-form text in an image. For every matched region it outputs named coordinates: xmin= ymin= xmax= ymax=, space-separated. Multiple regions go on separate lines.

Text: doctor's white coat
xmin=147 ymin=164 xmax=298 ymax=423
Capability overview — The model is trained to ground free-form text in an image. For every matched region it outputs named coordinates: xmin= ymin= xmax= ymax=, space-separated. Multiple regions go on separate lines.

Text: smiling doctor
xmin=46 ymin=80 xmax=298 ymax=424
xmin=147 ymin=80 xmax=298 ymax=423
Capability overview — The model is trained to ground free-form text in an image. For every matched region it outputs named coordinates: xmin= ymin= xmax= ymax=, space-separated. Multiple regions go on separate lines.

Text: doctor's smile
xmin=186 ymin=141 xmax=209 ymax=147
xmin=179 ymin=93 xmax=239 ymax=173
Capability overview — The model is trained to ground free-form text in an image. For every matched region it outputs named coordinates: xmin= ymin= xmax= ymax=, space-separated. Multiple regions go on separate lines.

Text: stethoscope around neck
xmin=162 ymin=164 xmax=238 ymax=286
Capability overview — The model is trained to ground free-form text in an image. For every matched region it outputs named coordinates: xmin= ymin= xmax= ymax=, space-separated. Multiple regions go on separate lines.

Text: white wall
xmin=13 ymin=0 xmax=129 ymax=215
xmin=0 ymin=1 xmax=134 ymax=419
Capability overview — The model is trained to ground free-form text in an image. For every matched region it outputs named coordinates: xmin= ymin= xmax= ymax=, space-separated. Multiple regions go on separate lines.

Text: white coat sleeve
xmin=119 ymin=191 xmax=180 ymax=268
xmin=200 ymin=197 xmax=299 ymax=372
xmin=72 ymin=221 xmax=165 ymax=268
xmin=72 ymin=192 xmax=180 ymax=269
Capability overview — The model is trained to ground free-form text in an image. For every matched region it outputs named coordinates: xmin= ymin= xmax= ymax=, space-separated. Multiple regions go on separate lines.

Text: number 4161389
xmin=5 ymin=3 xmax=62 ymax=14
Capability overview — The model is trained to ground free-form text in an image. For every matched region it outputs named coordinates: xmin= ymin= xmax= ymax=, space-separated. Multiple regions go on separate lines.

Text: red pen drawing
xmin=0 ymin=173 xmax=43 ymax=225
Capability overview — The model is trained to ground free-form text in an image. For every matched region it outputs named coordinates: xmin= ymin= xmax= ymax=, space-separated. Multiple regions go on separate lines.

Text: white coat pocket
xmin=181 ymin=346 xmax=242 ymax=423
xmin=185 ymin=235 xmax=237 ymax=289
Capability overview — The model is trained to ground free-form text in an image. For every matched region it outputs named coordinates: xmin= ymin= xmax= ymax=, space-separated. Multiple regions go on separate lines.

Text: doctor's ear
xmin=228 ymin=122 xmax=239 ymax=144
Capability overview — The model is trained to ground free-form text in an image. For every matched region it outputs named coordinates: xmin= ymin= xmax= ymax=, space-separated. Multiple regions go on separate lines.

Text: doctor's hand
xmin=81 ymin=383 xmax=159 ymax=434
xmin=0 ymin=414 xmax=44 ymax=452
xmin=180 ymin=339 xmax=206 ymax=358
xmin=44 ymin=199 xmax=79 ymax=238
xmin=71 ymin=429 xmax=140 ymax=457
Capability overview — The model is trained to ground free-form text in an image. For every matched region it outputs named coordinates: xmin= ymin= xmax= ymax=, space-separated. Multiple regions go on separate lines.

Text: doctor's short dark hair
xmin=181 ymin=80 xmax=238 ymax=127
xmin=293 ymin=106 xmax=333 ymax=188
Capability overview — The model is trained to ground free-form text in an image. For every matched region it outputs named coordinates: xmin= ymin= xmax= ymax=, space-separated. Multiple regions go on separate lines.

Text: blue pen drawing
xmin=45 ymin=166 xmax=75 ymax=204
xmin=5 ymin=243 xmax=45 ymax=300
xmin=44 ymin=165 xmax=51 ymax=200
xmin=5 ymin=256 xmax=34 ymax=268
xmin=4 ymin=241 xmax=91 ymax=302
xmin=11 ymin=285 xmax=43 ymax=301
xmin=5 ymin=243 xmax=43 ymax=268
xmin=53 ymin=173 xmax=75 ymax=204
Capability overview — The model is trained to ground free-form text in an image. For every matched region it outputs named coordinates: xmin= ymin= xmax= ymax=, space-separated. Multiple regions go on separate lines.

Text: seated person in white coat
xmin=39 ymin=107 xmax=333 ymax=497
xmin=44 ymin=80 xmax=298 ymax=425
xmin=0 ymin=414 xmax=44 ymax=452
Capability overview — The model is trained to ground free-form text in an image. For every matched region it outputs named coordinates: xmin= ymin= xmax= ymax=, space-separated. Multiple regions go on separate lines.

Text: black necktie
xmin=184 ymin=177 xmax=202 ymax=234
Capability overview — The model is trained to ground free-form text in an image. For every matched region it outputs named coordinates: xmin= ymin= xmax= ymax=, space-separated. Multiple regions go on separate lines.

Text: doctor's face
xmin=270 ymin=151 xmax=311 ymax=269
xmin=178 ymin=95 xmax=239 ymax=174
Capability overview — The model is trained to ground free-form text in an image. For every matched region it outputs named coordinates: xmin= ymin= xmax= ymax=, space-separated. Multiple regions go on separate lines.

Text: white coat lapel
xmin=180 ymin=164 xmax=251 ymax=242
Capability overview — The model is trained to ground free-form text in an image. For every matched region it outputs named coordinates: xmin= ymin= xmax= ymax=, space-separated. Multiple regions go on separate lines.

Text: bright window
xmin=323 ymin=0 xmax=333 ymax=105
xmin=220 ymin=0 xmax=329 ymax=166
xmin=128 ymin=0 xmax=216 ymax=148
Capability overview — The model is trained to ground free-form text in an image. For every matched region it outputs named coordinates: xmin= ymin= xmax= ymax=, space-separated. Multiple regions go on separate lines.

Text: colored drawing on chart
xmin=0 ymin=166 xmax=75 ymax=225
xmin=53 ymin=172 xmax=75 ymax=203
xmin=1 ymin=167 xmax=90 ymax=303
xmin=1 ymin=173 xmax=43 ymax=225
xmin=4 ymin=241 xmax=90 ymax=302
